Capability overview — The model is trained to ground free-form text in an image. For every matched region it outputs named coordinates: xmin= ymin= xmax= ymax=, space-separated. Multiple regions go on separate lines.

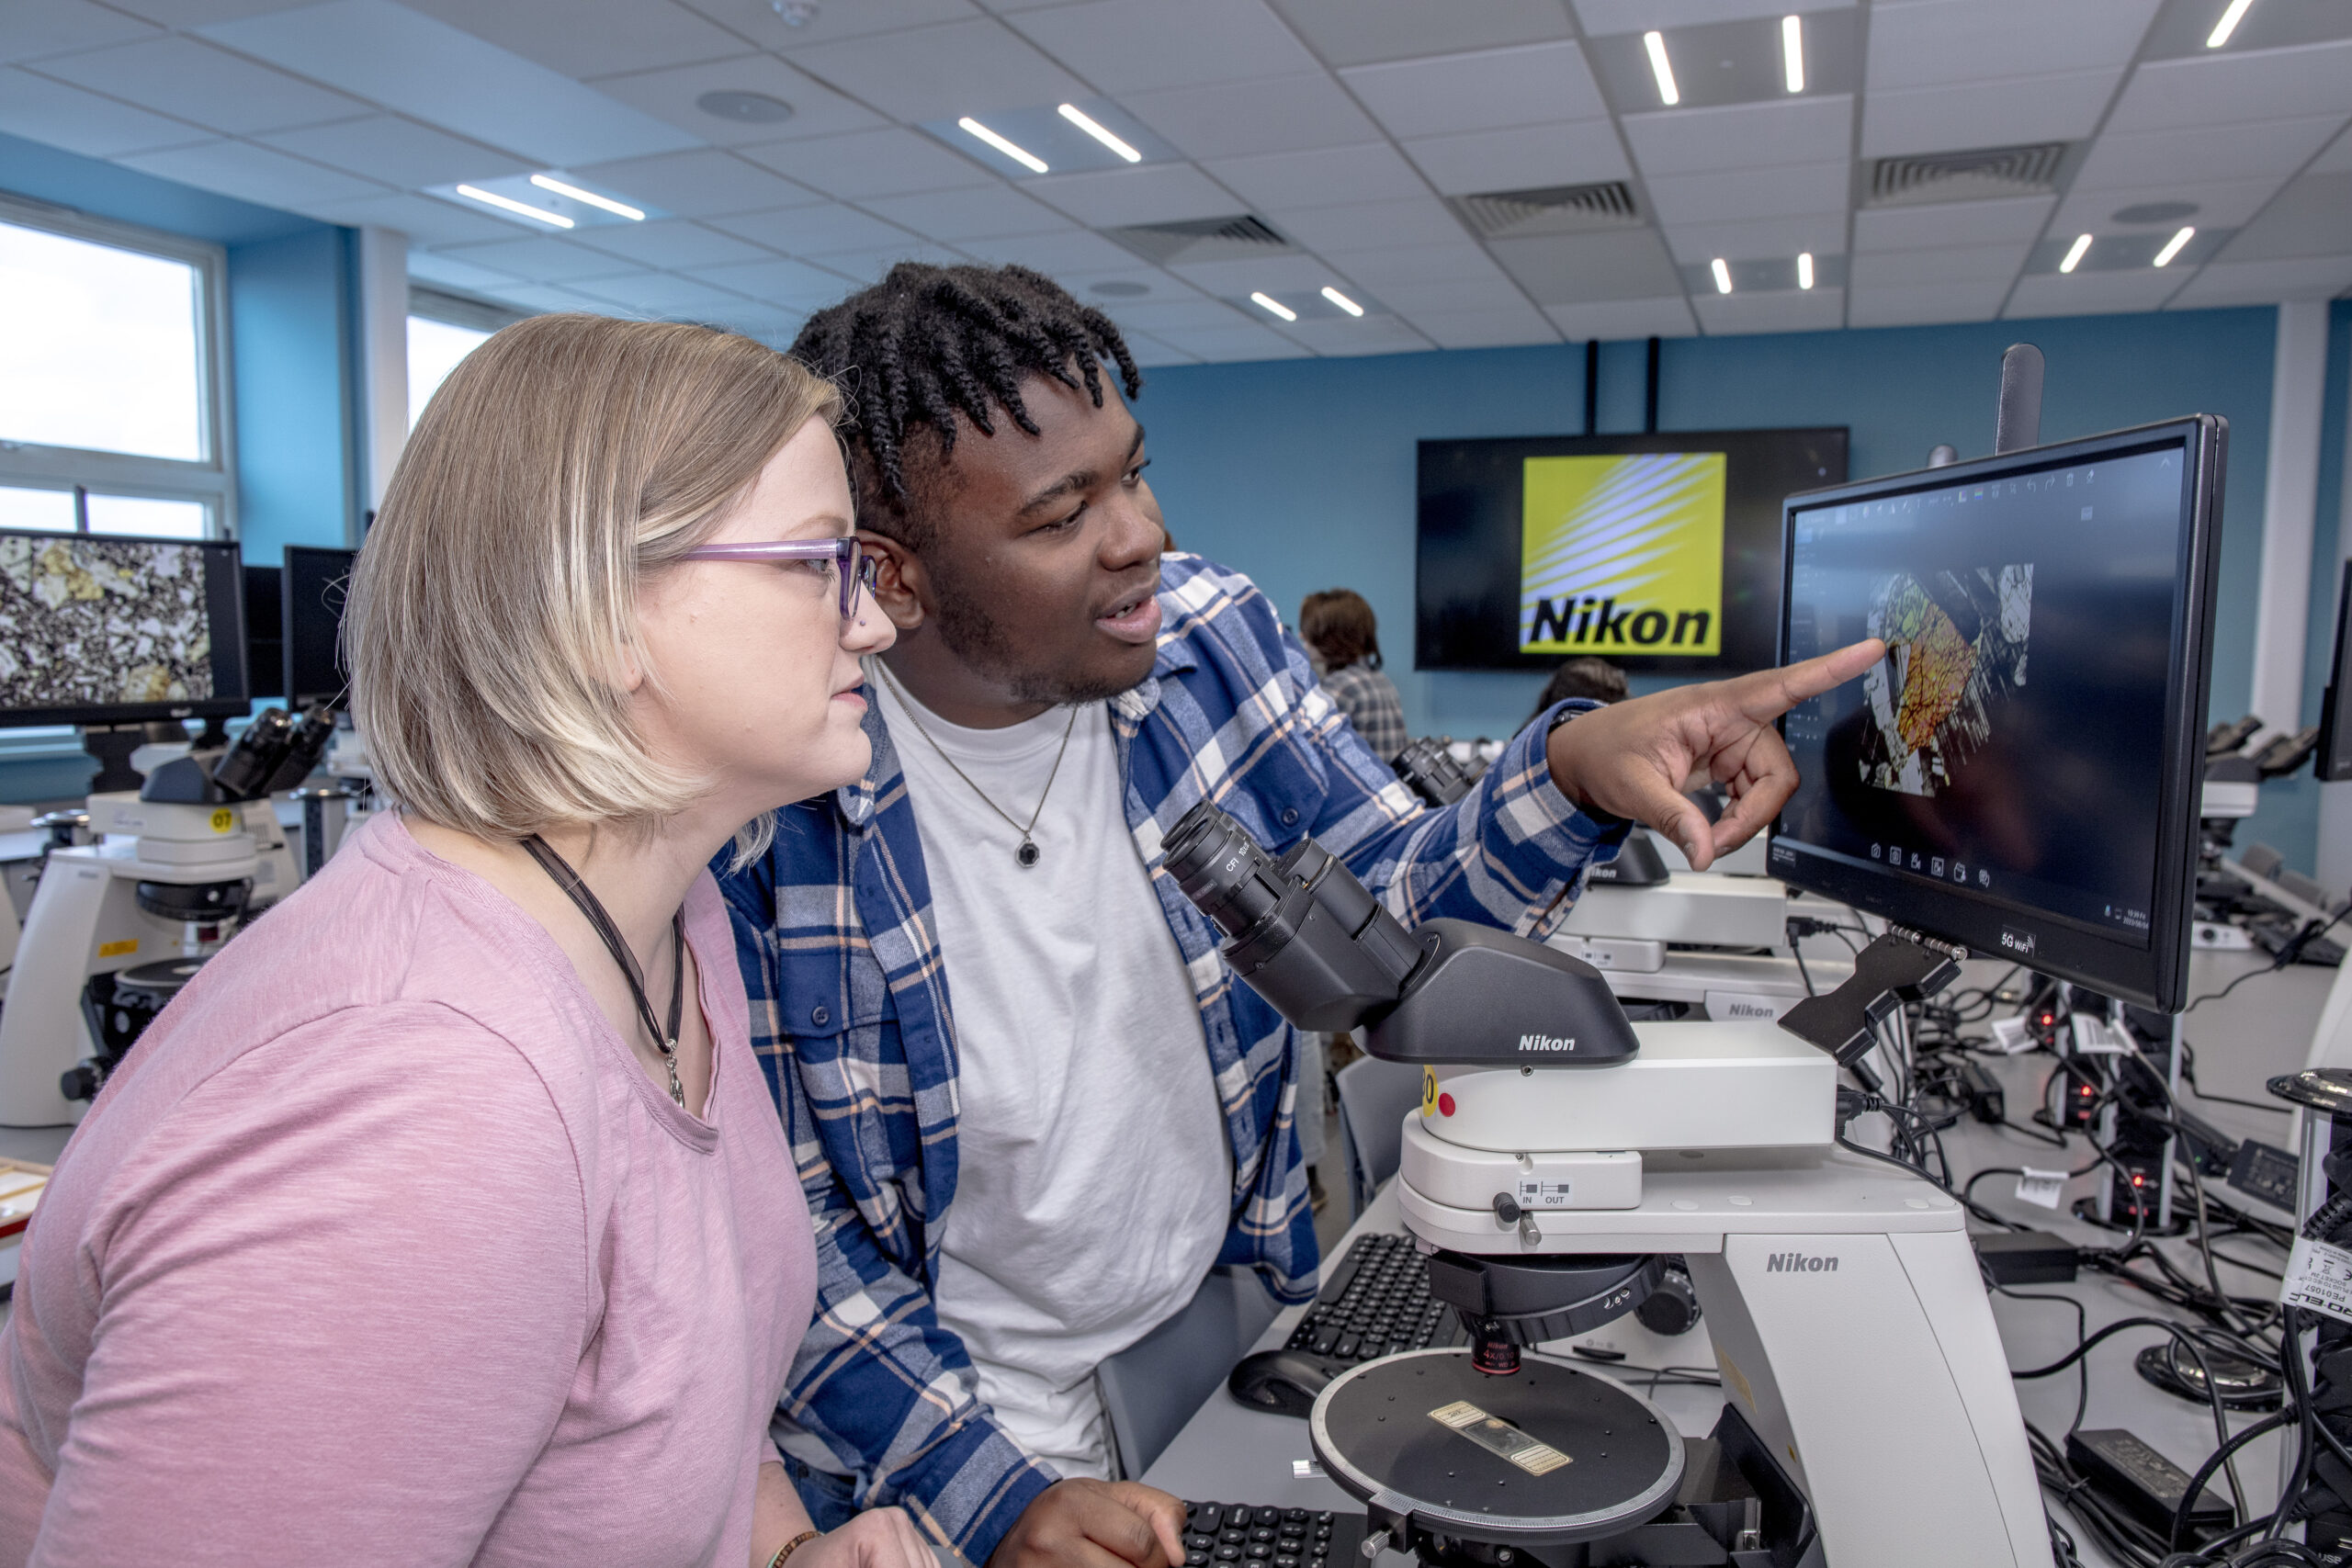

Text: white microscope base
xmin=1400 ymin=1150 xmax=2052 ymax=1567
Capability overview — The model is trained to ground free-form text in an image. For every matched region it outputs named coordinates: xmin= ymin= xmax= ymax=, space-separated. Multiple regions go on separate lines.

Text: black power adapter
xmin=1974 ymin=1229 xmax=2078 ymax=1286
xmin=2064 ymin=1428 xmax=2231 ymax=1541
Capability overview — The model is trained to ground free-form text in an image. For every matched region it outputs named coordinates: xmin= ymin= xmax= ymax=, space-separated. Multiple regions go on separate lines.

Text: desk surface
xmin=1143 ymin=948 xmax=2338 ymax=1567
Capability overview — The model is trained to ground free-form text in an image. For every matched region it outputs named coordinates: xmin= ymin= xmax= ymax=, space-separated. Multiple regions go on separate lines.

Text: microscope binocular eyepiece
xmin=1391 ymin=738 xmax=1471 ymax=807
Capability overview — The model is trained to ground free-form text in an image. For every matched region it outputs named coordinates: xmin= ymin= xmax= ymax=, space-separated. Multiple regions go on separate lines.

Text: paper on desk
xmin=2015 ymin=1168 xmax=2066 ymax=1210
xmin=1989 ymin=1018 xmax=2034 ymax=1055
xmin=2070 ymin=1015 xmax=2129 ymax=1055
xmin=2283 ymin=1236 xmax=2352 ymax=1325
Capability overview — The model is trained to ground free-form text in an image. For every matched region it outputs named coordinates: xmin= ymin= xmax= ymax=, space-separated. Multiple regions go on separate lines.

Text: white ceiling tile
xmin=1659 ymin=212 xmax=1846 ymax=265
xmin=2074 ymin=117 xmax=2344 ymax=190
xmin=1203 ymin=144 xmax=1427 ymax=212
xmin=862 ymin=184 xmax=1068 ymax=240
xmin=1399 ymin=304 xmax=1558 ymax=348
xmin=1849 ymin=243 xmax=2030 ymax=288
xmin=1006 ymin=0 xmax=1317 ymax=91
xmin=1644 ymin=162 xmax=1848 ymax=226
xmin=2224 ymin=172 xmax=2352 ymax=262
xmin=255 ymin=115 xmax=530 ymax=188
xmin=803 ymin=243 xmax=972 ymax=284
xmin=2050 ymin=178 xmax=2284 ymax=232
xmin=1846 ymin=279 xmax=2010 ymax=327
xmin=0 ymin=67 xmax=209 ymax=156
xmin=397 ymin=0 xmax=754 ymax=81
xmin=118 ymin=138 xmax=389 ymax=205
xmin=686 ymin=256 xmax=861 ymax=306
xmin=696 ymin=300 xmax=810 ymax=340
xmin=1852 ymin=195 xmax=2053 ymax=252
xmin=2317 ymin=126 xmax=2352 ymax=175
xmin=1024 ymin=163 xmax=1240 ymax=226
xmin=2004 ymin=269 xmax=2182 ymax=318
xmin=573 ymin=149 xmax=827 ymax=219
xmin=1490 ymin=228 xmax=1681 ymax=302
xmin=569 ymin=272 xmax=754 ymax=313
xmin=2169 ymin=256 xmax=2352 ymax=306
xmin=1574 ymin=0 xmax=1849 ymax=33
xmin=1312 ymin=241 xmax=1503 ymax=286
xmin=678 ymin=0 xmax=978 ymax=52
xmin=0 ymin=1 xmax=161 ymax=64
xmin=435 ymin=236 xmax=644 ymax=281
xmin=706 ymin=203 xmax=919 ymax=254
xmin=586 ymin=55 xmax=886 ymax=147
xmin=956 ymin=227 xmax=1157 ymax=272
xmin=1271 ymin=197 xmax=1466 ymax=252
xmin=1281 ymin=316 xmax=1431 ymax=355
xmin=1692 ymin=287 xmax=1846 ymax=335
xmin=1123 ymin=331 xmax=1201 ymax=367
xmin=404 ymin=249 xmax=522 ymax=290
xmin=1339 ymin=41 xmax=1606 ymax=141
xmin=781 ymin=17 xmax=1087 ymax=120
xmin=2106 ymin=40 xmax=2352 ymax=132
xmin=1138 ymin=321 xmax=1309 ymax=360
xmin=1059 ymin=267 xmax=1208 ymax=305
xmin=1401 ymin=122 xmax=1631 ymax=194
xmin=1124 ymin=73 xmax=1381 ymax=161
xmin=1166 ymin=253 xmax=1338 ymax=295
xmin=1269 ymin=0 xmax=1575 ymax=70
xmin=738 ymin=128 xmax=993 ymax=197
xmin=1860 ymin=72 xmax=2123 ymax=156
xmin=1623 ymin=96 xmax=1852 ymax=176
xmin=481 ymin=282 xmax=612 ymax=313
xmin=306 ymin=191 xmax=520 ymax=244
xmin=1102 ymin=298 xmax=1252 ymax=332
xmin=32 ymin=36 xmax=371 ymax=134
xmin=200 ymin=0 xmax=702 ymax=166
xmin=574 ymin=220 xmax=775 ymax=269
xmin=1538 ymin=295 xmax=1697 ymax=340
xmin=1865 ymin=0 xmax=2157 ymax=91
xmin=1366 ymin=276 xmax=1530 ymax=314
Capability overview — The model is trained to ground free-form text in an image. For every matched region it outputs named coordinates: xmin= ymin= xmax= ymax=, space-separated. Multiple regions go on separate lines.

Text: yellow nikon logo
xmin=1521 ymin=453 xmax=1726 ymax=655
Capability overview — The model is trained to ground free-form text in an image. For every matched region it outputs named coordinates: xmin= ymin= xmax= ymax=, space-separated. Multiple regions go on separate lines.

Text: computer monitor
xmin=1768 ymin=415 xmax=2227 ymax=1012
xmin=281 ymin=544 xmax=356 ymax=709
xmin=0 ymin=528 xmax=251 ymax=728
xmin=1416 ymin=428 xmax=1849 ymax=675
xmin=2315 ymin=561 xmax=2352 ymax=784
xmin=244 ymin=563 xmax=284 ymax=701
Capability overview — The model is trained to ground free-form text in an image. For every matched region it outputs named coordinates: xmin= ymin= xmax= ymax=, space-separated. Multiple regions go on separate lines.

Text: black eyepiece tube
xmin=1165 ymin=800 xmax=1289 ymax=941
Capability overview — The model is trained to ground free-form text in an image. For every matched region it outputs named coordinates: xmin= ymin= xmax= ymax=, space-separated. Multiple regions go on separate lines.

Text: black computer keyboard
xmin=1181 ymin=1502 xmax=1366 ymax=1568
xmin=1282 ymin=1231 xmax=1464 ymax=1364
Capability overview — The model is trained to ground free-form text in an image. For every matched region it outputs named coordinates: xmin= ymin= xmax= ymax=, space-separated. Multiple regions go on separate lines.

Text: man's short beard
xmin=929 ymin=572 xmax=1142 ymax=707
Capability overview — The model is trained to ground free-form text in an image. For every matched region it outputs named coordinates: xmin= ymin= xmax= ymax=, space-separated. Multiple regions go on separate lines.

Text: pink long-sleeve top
xmin=0 ymin=812 xmax=816 ymax=1566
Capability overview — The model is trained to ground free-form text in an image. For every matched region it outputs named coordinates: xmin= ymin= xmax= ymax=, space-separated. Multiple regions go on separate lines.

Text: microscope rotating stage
xmin=1307 ymin=1349 xmax=1685 ymax=1547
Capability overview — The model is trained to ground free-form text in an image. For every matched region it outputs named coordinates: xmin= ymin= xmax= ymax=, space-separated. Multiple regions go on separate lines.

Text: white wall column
xmin=355 ymin=224 xmax=409 ymax=519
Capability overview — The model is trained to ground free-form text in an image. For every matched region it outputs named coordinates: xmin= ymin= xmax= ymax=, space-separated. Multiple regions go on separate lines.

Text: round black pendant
xmin=1016 ymin=840 xmax=1041 ymax=868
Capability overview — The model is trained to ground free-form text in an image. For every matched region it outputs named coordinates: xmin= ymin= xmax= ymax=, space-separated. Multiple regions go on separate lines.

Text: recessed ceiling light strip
xmin=1643 ymin=31 xmax=1680 ymax=107
xmin=1797 ymin=252 xmax=1814 ymax=289
xmin=1711 ymin=258 xmax=1733 ymax=294
xmin=958 ymin=117 xmax=1048 ymax=174
xmin=529 ymin=175 xmax=644 ymax=221
xmin=2060 ymin=233 xmax=2093 ymax=274
xmin=455 ymin=184 xmax=573 ymax=229
xmin=1250 ymin=292 xmax=1297 ymax=322
xmin=2153 ymin=227 xmax=2195 ymax=267
xmin=1057 ymin=104 xmax=1142 ymax=164
xmin=2207 ymin=0 xmax=2256 ymax=49
xmin=1781 ymin=15 xmax=1804 ymax=93
xmin=1320 ymin=287 xmax=1363 ymax=317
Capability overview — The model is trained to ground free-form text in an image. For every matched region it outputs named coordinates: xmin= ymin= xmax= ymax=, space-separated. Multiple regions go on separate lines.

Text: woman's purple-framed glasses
xmin=678 ymin=536 xmax=877 ymax=622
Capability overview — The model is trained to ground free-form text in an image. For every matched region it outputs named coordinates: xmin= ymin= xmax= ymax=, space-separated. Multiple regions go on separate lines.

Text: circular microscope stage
xmin=1308 ymin=1349 xmax=1684 ymax=1546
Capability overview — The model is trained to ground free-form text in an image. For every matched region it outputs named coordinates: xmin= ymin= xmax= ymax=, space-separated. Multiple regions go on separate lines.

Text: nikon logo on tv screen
xmin=1520 ymin=453 xmax=1727 ymax=655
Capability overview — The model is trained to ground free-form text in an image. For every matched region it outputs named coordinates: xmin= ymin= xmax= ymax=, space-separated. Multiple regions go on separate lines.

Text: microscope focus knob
xmin=1633 ymin=1258 xmax=1702 ymax=1337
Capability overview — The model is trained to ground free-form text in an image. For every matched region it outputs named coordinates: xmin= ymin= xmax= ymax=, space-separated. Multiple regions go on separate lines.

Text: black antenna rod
xmin=1643 ymin=335 xmax=1661 ymax=434
xmin=1583 ymin=340 xmax=1600 ymax=435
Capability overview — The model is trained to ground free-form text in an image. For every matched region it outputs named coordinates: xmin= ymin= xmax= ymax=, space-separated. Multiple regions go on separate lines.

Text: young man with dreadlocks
xmin=718 ymin=264 xmax=1878 ymax=1568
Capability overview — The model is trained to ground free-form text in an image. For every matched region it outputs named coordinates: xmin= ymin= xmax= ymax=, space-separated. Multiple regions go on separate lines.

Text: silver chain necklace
xmin=876 ymin=662 xmax=1080 ymax=869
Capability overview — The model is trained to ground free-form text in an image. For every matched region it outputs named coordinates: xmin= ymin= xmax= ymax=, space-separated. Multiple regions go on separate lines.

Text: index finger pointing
xmin=1724 ymin=638 xmax=1883 ymax=723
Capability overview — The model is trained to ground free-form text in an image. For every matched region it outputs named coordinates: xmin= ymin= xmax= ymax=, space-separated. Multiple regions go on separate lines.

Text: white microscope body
xmin=1399 ymin=1025 xmax=2052 ymax=1568
xmin=0 ymin=790 xmax=256 ymax=1125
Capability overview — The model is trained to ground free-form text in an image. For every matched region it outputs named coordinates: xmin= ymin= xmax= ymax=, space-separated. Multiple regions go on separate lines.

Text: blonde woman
xmin=0 ymin=316 xmax=926 ymax=1568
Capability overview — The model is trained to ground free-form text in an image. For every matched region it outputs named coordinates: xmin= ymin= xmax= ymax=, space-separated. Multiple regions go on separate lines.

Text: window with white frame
xmin=0 ymin=197 xmax=232 ymax=541
xmin=406 ymin=287 xmax=517 ymax=431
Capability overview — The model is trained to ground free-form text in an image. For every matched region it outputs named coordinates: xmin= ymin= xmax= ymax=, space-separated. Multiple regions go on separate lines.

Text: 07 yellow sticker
xmin=1421 ymin=1066 xmax=1437 ymax=1118
xmin=209 ymin=808 xmax=235 ymax=833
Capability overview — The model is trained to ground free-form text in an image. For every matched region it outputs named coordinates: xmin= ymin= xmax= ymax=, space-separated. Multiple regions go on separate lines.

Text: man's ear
xmin=859 ymin=530 xmax=928 ymax=633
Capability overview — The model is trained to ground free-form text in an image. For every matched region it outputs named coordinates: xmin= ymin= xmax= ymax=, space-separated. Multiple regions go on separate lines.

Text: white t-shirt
xmin=873 ymin=673 xmax=1232 ymax=1479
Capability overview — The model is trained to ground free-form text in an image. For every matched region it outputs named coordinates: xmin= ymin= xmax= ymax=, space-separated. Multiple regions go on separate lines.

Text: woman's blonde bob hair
xmin=347 ymin=313 xmax=842 ymax=847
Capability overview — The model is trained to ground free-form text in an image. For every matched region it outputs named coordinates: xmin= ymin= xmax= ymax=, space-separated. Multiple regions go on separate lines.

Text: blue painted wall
xmin=0 ymin=132 xmax=363 ymax=802
xmin=1138 ymin=306 xmax=2345 ymax=865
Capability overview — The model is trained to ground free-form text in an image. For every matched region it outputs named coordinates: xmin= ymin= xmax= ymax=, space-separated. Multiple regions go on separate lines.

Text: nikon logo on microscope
xmin=1765 ymin=1252 xmax=1840 ymax=1274
xmin=1519 ymin=1034 xmax=1577 ymax=1053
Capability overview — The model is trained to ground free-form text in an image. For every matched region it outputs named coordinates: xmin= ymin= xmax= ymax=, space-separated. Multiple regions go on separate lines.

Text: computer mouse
xmin=1227 ymin=1349 xmax=1348 ymax=1418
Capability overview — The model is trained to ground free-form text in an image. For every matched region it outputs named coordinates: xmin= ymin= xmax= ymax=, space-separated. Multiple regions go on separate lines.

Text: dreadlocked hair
xmin=788 ymin=262 xmax=1143 ymax=548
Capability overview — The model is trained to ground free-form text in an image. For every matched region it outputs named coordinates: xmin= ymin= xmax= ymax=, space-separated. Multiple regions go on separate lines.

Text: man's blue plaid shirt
xmin=717 ymin=554 xmax=1622 ymax=1562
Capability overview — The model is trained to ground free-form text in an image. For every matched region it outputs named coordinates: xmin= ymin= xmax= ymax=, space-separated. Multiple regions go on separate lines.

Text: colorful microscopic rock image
xmin=1859 ymin=564 xmax=2031 ymax=797
xmin=0 ymin=535 xmax=215 ymax=712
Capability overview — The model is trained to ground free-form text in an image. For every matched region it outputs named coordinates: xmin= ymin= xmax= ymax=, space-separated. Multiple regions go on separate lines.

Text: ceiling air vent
xmin=1450 ymin=181 xmax=1640 ymax=240
xmin=1868 ymin=142 xmax=2068 ymax=207
xmin=1103 ymin=214 xmax=1295 ymax=265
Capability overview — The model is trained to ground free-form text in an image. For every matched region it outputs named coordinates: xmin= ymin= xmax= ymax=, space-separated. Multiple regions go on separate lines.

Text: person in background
xmin=1532 ymin=656 xmax=1630 ymax=719
xmin=1299 ymin=589 xmax=1408 ymax=762
xmin=0 ymin=316 xmax=930 ymax=1568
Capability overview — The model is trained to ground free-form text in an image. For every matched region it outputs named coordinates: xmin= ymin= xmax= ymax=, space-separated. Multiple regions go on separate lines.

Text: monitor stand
xmin=77 ymin=725 xmax=149 ymax=795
